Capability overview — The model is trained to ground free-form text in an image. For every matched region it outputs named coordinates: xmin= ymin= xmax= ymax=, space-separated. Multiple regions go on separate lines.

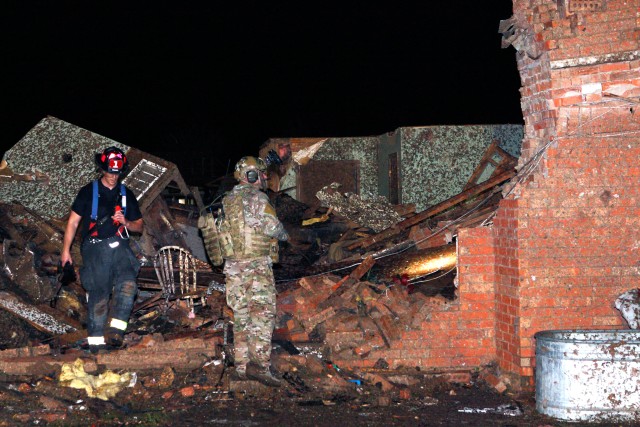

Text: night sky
xmin=2 ymin=2 xmax=523 ymax=179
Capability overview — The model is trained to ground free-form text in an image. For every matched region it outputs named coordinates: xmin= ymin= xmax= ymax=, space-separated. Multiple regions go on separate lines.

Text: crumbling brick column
xmin=488 ymin=0 xmax=640 ymax=389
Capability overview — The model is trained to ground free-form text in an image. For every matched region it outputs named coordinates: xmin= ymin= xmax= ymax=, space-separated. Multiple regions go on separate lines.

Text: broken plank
xmin=349 ymin=255 xmax=376 ymax=281
xmin=348 ymin=168 xmax=516 ymax=250
xmin=133 ymin=293 xmax=163 ymax=313
xmin=0 ymin=291 xmax=77 ymax=335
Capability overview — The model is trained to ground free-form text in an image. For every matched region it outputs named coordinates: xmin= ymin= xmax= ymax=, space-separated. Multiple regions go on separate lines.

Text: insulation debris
xmin=59 ymin=358 xmax=136 ymax=400
xmin=315 ymin=183 xmax=402 ymax=233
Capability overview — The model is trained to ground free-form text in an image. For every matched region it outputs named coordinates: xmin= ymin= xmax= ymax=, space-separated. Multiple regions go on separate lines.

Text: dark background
xmin=2 ymin=1 xmax=523 ymax=182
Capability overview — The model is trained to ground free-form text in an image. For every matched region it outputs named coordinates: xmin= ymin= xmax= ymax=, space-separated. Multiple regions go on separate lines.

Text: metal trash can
xmin=535 ymin=329 xmax=640 ymax=422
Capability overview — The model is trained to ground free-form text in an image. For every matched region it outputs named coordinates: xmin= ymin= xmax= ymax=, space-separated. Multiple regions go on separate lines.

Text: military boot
xmin=246 ymin=363 xmax=281 ymax=387
xmin=229 ymin=365 xmax=247 ymax=381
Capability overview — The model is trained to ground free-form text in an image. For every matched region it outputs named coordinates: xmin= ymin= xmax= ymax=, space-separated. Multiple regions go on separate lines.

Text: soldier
xmin=219 ymin=156 xmax=289 ymax=387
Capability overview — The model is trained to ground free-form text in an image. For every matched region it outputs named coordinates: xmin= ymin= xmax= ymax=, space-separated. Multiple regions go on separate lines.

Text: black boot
xmin=246 ymin=363 xmax=281 ymax=387
xmin=229 ymin=367 xmax=247 ymax=381
xmin=89 ymin=344 xmax=108 ymax=355
xmin=105 ymin=328 xmax=124 ymax=348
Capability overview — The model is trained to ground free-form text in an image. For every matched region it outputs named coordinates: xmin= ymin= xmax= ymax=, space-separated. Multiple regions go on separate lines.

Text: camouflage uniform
xmin=221 ymin=183 xmax=288 ymax=373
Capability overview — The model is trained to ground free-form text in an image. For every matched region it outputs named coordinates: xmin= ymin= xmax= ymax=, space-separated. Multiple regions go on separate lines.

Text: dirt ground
xmin=0 ymin=358 xmax=635 ymax=427
xmin=0 ymin=251 xmax=636 ymax=427
xmin=0 ymin=291 xmax=637 ymax=427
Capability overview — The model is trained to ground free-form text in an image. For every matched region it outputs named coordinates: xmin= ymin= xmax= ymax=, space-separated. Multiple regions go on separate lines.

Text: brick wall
xmin=486 ymin=0 xmax=640 ymax=388
xmin=330 ymin=227 xmax=497 ymax=372
xmin=375 ymin=228 xmax=497 ymax=370
xmin=396 ymin=227 xmax=498 ymax=369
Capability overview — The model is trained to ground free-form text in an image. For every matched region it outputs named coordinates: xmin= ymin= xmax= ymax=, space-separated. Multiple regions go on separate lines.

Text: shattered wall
xmin=376 ymin=131 xmax=403 ymax=205
xmin=375 ymin=0 xmax=638 ymax=391
xmin=399 ymin=125 xmax=523 ymax=211
xmin=312 ymin=136 xmax=379 ymax=199
xmin=0 ymin=116 xmax=130 ymax=220
xmin=277 ymin=125 xmax=522 ymax=211
xmin=482 ymin=0 xmax=640 ymax=388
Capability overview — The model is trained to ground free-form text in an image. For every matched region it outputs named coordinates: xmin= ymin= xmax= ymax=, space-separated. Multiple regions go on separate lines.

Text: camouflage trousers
xmin=224 ymin=257 xmax=276 ymax=371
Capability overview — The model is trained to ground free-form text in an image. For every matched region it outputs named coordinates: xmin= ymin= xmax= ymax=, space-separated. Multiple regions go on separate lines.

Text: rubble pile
xmin=315 ymin=183 xmax=404 ymax=233
xmin=0 ymin=160 xmax=514 ymax=415
xmin=276 ymin=273 xmax=447 ymax=360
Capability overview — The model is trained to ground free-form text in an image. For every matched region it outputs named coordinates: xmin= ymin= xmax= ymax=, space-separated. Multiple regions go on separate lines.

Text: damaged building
xmin=0 ymin=0 xmax=638 ymax=423
xmin=262 ymin=0 xmax=640 ymax=399
xmin=259 ymin=124 xmax=523 ymax=211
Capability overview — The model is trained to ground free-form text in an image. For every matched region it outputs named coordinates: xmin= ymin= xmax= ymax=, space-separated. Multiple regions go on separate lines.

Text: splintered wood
xmin=0 ymin=291 xmax=77 ymax=335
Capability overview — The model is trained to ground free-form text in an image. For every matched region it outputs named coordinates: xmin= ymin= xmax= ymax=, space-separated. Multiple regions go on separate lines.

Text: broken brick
xmin=294 ymin=289 xmax=326 ymax=310
xmin=324 ymin=331 xmax=365 ymax=349
xmin=353 ymin=343 xmax=372 ymax=357
xmin=324 ymin=312 xmax=360 ymax=333
xmin=399 ymin=387 xmax=412 ymax=400
xmin=179 ymin=386 xmax=195 ymax=397
xmin=316 ymin=374 xmax=352 ymax=393
xmin=301 ymin=306 xmax=336 ymax=333
xmin=386 ymin=375 xmax=420 ymax=387
xmin=358 ymin=316 xmax=379 ymax=336
xmin=289 ymin=330 xmax=311 ymax=342
xmin=360 ymin=372 xmax=395 ymax=392
xmin=305 ymin=355 xmax=327 ymax=375
xmin=481 ymin=372 xmax=508 ymax=393
xmin=321 ymin=275 xmax=341 ymax=289
xmin=357 ymin=284 xmax=380 ymax=306
xmin=371 ymin=300 xmax=395 ymax=318
xmin=374 ymin=314 xmax=403 ymax=346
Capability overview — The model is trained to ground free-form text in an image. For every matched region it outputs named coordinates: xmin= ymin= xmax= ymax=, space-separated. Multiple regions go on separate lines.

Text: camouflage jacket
xmin=220 ymin=183 xmax=288 ymax=260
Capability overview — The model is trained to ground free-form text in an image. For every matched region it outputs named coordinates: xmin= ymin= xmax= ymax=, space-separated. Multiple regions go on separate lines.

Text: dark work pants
xmin=80 ymin=236 xmax=140 ymax=339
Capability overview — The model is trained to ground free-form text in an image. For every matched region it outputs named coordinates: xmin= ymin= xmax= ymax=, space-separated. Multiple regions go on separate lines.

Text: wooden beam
xmin=348 ymin=168 xmax=516 ymax=250
xmin=0 ymin=291 xmax=79 ymax=335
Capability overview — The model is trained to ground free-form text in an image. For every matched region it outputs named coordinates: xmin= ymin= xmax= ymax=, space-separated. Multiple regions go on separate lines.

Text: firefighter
xmin=219 ymin=156 xmax=289 ymax=387
xmin=61 ymin=146 xmax=144 ymax=353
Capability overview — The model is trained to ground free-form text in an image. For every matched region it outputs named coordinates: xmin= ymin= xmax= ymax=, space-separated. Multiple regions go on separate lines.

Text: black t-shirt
xmin=71 ymin=179 xmax=142 ymax=240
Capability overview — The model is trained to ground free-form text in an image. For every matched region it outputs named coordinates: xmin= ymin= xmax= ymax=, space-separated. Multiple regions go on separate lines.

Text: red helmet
xmin=95 ymin=146 xmax=128 ymax=174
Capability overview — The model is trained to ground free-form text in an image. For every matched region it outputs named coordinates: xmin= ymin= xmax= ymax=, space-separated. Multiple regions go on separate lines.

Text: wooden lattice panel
xmin=122 ymin=158 xmax=167 ymax=200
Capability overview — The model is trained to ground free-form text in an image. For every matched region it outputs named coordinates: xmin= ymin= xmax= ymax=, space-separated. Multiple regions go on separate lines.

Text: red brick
xmin=374 ymin=315 xmax=403 ymax=346
xmin=301 ymin=306 xmax=336 ymax=332
xmin=324 ymin=331 xmax=365 ymax=348
xmin=179 ymin=386 xmax=195 ymax=397
xmin=398 ymin=387 xmax=412 ymax=399
xmin=360 ymin=372 xmax=395 ymax=392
